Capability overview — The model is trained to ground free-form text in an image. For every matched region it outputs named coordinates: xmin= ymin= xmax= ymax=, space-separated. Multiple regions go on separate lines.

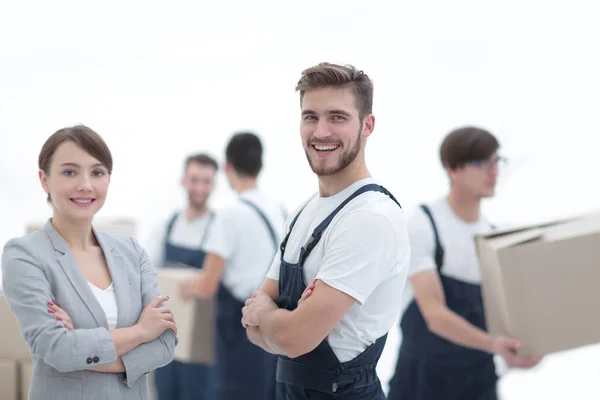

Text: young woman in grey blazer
xmin=1 ymin=125 xmax=179 ymax=400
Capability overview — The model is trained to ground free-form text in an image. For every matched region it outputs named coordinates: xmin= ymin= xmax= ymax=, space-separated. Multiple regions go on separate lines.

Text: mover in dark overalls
xmin=387 ymin=127 xmax=543 ymax=400
xmin=180 ymin=132 xmax=286 ymax=400
xmin=241 ymin=62 xmax=411 ymax=399
xmin=149 ymin=153 xmax=219 ymax=400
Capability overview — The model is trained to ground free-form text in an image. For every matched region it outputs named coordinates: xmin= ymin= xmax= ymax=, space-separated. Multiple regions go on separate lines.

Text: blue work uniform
xmin=275 ymin=184 xmax=402 ymax=399
xmin=387 ymin=204 xmax=498 ymax=400
xmin=154 ymin=211 xmax=217 ymax=400
xmin=214 ymin=199 xmax=279 ymax=400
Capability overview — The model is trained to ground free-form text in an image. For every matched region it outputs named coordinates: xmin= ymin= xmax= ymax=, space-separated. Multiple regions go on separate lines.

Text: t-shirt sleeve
xmin=406 ymin=207 xmax=437 ymax=277
xmin=202 ymin=209 xmax=237 ymax=261
xmin=316 ymin=210 xmax=399 ymax=305
xmin=145 ymin=219 xmax=168 ymax=269
xmin=266 ymin=248 xmax=282 ymax=281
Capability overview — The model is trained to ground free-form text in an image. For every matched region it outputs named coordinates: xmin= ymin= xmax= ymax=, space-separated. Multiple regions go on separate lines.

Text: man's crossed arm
xmin=242 ymin=278 xmax=353 ymax=359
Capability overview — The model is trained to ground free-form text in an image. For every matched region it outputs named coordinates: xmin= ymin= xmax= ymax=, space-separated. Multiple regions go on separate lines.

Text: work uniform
xmin=202 ymin=188 xmax=286 ymax=400
xmin=266 ymin=178 xmax=410 ymax=399
xmin=148 ymin=210 xmax=217 ymax=400
xmin=387 ymin=198 xmax=498 ymax=400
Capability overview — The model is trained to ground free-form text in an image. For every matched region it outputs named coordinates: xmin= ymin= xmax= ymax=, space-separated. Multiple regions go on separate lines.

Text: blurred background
xmin=1 ymin=0 xmax=600 ymax=398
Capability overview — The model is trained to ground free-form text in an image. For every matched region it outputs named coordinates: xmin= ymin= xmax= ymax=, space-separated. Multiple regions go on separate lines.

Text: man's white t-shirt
xmin=203 ymin=189 xmax=286 ymax=302
xmin=399 ymin=197 xmax=495 ymax=315
xmin=146 ymin=211 xmax=214 ymax=269
xmin=266 ymin=177 xmax=411 ymax=363
xmin=394 ymin=197 xmax=509 ymax=376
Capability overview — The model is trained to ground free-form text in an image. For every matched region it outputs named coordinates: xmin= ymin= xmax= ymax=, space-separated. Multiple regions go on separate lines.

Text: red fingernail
xmin=57 ymin=317 xmax=62 ymax=321
xmin=48 ymin=310 xmax=55 ymax=314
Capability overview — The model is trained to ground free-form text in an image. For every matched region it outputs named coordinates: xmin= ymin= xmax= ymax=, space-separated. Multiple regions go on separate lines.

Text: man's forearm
xmin=246 ymin=326 xmax=277 ymax=354
xmin=256 ymin=308 xmax=296 ymax=355
xmin=428 ymin=308 xmax=494 ymax=353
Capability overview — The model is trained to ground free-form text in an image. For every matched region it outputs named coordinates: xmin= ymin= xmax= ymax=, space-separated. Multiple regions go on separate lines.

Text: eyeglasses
xmin=467 ymin=156 xmax=507 ymax=171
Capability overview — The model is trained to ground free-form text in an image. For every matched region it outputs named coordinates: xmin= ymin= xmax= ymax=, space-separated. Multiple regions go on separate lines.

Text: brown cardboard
xmin=0 ymin=294 xmax=32 ymax=361
xmin=0 ymin=360 xmax=18 ymax=400
xmin=20 ymin=361 xmax=33 ymax=400
xmin=156 ymin=267 xmax=215 ymax=365
xmin=475 ymin=212 xmax=600 ymax=358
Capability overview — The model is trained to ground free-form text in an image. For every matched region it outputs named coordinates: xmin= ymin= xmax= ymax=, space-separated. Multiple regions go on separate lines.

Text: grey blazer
xmin=1 ymin=220 xmax=178 ymax=400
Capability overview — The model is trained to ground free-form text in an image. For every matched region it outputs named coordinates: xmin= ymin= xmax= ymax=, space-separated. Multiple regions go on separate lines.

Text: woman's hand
xmin=135 ymin=295 xmax=178 ymax=342
xmin=48 ymin=300 xmax=74 ymax=330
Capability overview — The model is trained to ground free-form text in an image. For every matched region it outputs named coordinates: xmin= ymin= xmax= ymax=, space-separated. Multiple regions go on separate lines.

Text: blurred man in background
xmin=147 ymin=153 xmax=219 ymax=400
xmin=179 ymin=132 xmax=285 ymax=400
xmin=387 ymin=127 xmax=542 ymax=400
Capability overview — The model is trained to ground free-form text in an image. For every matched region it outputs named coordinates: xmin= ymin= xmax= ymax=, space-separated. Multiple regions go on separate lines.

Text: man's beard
xmin=188 ymin=195 xmax=207 ymax=211
xmin=305 ymin=129 xmax=362 ymax=177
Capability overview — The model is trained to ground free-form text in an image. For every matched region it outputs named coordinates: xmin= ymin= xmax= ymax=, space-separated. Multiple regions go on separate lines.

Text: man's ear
xmin=361 ymin=114 xmax=375 ymax=139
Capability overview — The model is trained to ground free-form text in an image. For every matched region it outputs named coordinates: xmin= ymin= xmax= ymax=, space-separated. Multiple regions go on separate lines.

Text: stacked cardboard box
xmin=475 ymin=210 xmax=600 ymax=358
xmin=0 ymin=294 xmax=33 ymax=400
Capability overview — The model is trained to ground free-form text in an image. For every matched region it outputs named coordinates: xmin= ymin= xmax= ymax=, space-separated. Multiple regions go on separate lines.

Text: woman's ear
xmin=39 ymin=169 xmax=49 ymax=195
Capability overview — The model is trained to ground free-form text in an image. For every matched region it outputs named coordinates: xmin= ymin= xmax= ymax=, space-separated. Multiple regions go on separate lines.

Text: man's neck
xmin=51 ymin=215 xmax=96 ymax=251
xmin=185 ymin=205 xmax=208 ymax=221
xmin=234 ymin=178 xmax=258 ymax=194
xmin=446 ymin=189 xmax=481 ymax=223
xmin=318 ymin=160 xmax=371 ymax=198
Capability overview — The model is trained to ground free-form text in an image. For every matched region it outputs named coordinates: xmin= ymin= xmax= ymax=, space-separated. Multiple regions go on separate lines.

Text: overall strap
xmin=241 ymin=199 xmax=279 ymax=250
xmin=419 ymin=204 xmax=444 ymax=271
xmin=279 ymin=197 xmax=313 ymax=258
xmin=199 ymin=211 xmax=216 ymax=247
xmin=304 ymin=184 xmax=402 ymax=255
xmin=165 ymin=212 xmax=179 ymax=240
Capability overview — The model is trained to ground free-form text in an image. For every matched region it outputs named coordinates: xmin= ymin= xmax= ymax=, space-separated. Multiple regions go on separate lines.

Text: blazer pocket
xmin=29 ymin=376 xmax=82 ymax=400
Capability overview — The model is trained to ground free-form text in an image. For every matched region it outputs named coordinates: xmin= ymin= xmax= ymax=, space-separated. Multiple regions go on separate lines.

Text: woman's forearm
xmin=110 ymin=325 xmax=145 ymax=356
xmin=89 ymin=357 xmax=126 ymax=373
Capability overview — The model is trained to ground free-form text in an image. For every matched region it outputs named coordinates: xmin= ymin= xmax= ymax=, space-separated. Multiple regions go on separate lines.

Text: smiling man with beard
xmin=240 ymin=62 xmax=411 ymax=399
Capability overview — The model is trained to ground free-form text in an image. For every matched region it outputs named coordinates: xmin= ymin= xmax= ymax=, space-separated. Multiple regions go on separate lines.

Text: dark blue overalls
xmin=215 ymin=198 xmax=279 ymax=400
xmin=275 ymin=184 xmax=402 ymax=399
xmin=154 ymin=211 xmax=217 ymax=400
xmin=387 ymin=204 xmax=498 ymax=400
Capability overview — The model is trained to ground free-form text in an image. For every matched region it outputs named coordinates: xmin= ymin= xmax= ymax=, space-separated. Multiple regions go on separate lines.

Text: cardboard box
xmin=20 ymin=361 xmax=33 ymax=400
xmin=475 ymin=212 xmax=600 ymax=358
xmin=0 ymin=294 xmax=32 ymax=361
xmin=157 ymin=267 xmax=215 ymax=365
xmin=0 ymin=360 xmax=18 ymax=400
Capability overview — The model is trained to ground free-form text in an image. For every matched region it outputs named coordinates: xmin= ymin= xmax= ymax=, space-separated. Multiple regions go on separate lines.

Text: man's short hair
xmin=295 ymin=62 xmax=374 ymax=120
xmin=225 ymin=132 xmax=263 ymax=177
xmin=440 ymin=126 xmax=500 ymax=170
xmin=185 ymin=153 xmax=218 ymax=172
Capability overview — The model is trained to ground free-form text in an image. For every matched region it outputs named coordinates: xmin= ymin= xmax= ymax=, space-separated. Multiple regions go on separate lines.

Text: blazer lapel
xmin=93 ymin=227 xmax=130 ymax=329
xmin=45 ymin=220 xmax=109 ymax=328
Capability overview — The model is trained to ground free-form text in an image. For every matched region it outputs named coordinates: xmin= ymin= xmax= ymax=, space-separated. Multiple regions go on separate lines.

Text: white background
xmin=1 ymin=1 xmax=600 ymax=398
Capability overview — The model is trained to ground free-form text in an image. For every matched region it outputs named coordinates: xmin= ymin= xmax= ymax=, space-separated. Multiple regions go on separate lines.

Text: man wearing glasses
xmin=387 ymin=127 xmax=542 ymax=400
